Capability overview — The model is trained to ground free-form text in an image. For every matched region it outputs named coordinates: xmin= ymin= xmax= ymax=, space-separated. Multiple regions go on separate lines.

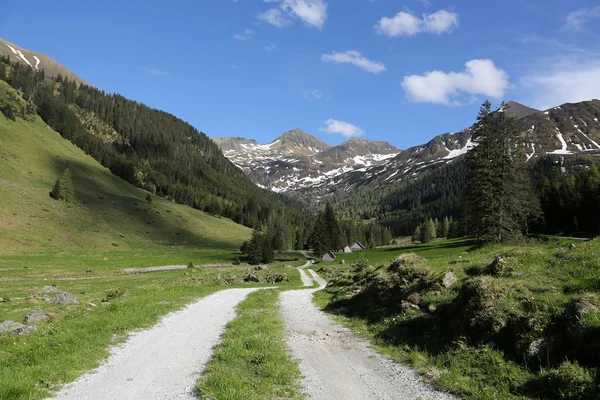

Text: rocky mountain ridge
xmin=215 ymin=100 xmax=600 ymax=202
xmin=212 ymin=129 xmax=400 ymax=192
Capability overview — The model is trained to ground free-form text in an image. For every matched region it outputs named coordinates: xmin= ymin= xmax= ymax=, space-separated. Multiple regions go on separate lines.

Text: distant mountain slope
xmin=212 ymin=130 xmax=399 ymax=193
xmin=217 ymin=100 xmax=600 ymax=202
xmin=0 ymin=80 xmax=250 ymax=253
xmin=0 ymin=37 xmax=89 ymax=85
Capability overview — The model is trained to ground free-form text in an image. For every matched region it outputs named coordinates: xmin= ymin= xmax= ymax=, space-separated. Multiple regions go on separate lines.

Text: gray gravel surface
xmin=53 ymin=288 xmax=263 ymax=400
xmin=281 ymin=271 xmax=455 ymax=400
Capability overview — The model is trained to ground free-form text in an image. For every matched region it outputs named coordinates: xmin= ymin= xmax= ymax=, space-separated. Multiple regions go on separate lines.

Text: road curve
xmin=280 ymin=271 xmax=455 ymax=400
xmin=53 ymin=288 xmax=264 ymax=400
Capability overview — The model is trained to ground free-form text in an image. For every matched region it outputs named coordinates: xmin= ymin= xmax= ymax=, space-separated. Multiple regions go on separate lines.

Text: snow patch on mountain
xmin=550 ymin=130 xmax=572 ymax=155
xmin=444 ymin=138 xmax=475 ymax=159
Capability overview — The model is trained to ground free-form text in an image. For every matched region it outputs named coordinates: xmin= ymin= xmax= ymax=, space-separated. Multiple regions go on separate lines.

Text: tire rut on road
xmin=281 ymin=270 xmax=455 ymax=400
xmin=53 ymin=288 xmax=265 ymax=400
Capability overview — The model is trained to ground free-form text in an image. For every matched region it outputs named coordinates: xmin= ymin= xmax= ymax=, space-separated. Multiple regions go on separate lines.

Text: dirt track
xmin=53 ymin=288 xmax=263 ymax=400
xmin=282 ymin=269 xmax=455 ymax=400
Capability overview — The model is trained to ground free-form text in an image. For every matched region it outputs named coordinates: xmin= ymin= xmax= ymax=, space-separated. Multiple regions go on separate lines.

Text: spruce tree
xmin=260 ymin=234 xmax=275 ymax=263
xmin=441 ymin=216 xmax=450 ymax=238
xmin=247 ymin=230 xmax=262 ymax=265
xmin=50 ymin=168 xmax=74 ymax=202
xmin=464 ymin=101 xmax=541 ymax=243
xmin=420 ymin=219 xmax=437 ymax=243
xmin=323 ymin=202 xmax=343 ymax=250
xmin=412 ymin=225 xmax=422 ymax=243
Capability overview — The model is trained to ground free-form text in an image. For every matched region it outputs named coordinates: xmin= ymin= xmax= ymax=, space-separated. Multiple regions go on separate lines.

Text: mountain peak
xmin=272 ymin=129 xmax=331 ymax=152
xmin=0 ymin=37 xmax=89 ymax=86
xmin=503 ymin=101 xmax=541 ymax=119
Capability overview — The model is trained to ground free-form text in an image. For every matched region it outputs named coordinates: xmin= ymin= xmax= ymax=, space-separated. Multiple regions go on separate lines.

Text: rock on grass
xmin=0 ymin=321 xmax=36 ymax=335
xmin=51 ymin=292 xmax=78 ymax=305
xmin=24 ymin=311 xmax=48 ymax=324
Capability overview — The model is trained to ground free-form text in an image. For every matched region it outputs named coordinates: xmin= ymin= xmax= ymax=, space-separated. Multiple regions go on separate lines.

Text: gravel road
xmin=281 ymin=270 xmax=455 ymax=400
xmin=53 ymin=288 xmax=264 ymax=400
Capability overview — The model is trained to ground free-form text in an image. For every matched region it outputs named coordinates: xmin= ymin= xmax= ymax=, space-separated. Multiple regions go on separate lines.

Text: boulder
xmin=244 ymin=274 xmax=260 ymax=283
xmin=527 ymin=337 xmax=556 ymax=359
xmin=51 ymin=292 xmax=78 ymax=305
xmin=0 ymin=321 xmax=36 ymax=336
xmin=24 ymin=311 xmax=48 ymax=324
xmin=569 ymin=243 xmax=577 ymax=250
xmin=442 ymin=271 xmax=458 ymax=288
xmin=254 ymin=265 xmax=268 ymax=271
xmin=42 ymin=285 xmax=58 ymax=294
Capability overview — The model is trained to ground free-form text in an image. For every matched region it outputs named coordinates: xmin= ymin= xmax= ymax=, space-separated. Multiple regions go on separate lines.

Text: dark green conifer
xmin=49 ymin=168 xmax=74 ymax=202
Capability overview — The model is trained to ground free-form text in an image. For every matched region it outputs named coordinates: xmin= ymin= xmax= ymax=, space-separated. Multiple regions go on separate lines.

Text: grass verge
xmin=0 ymin=255 xmax=305 ymax=400
xmin=197 ymin=289 xmax=304 ymax=400
xmin=314 ymin=238 xmax=600 ymax=400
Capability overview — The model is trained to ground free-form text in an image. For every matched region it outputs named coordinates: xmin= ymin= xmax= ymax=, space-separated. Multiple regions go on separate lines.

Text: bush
xmin=522 ymin=361 xmax=596 ymax=400
xmin=0 ymin=103 xmax=15 ymax=121
xmin=145 ymin=193 xmax=152 ymax=203
xmin=187 ymin=261 xmax=195 ymax=269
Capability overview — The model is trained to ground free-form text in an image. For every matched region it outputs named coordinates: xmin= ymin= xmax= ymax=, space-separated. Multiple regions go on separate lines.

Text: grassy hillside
xmin=0 ymin=80 xmax=251 ymax=254
xmin=317 ymin=238 xmax=600 ymax=399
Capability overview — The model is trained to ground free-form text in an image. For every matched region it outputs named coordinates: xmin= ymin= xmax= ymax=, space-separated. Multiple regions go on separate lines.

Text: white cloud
xmin=521 ymin=59 xmax=600 ymax=110
xmin=304 ymin=89 xmax=323 ymax=100
xmin=257 ymin=8 xmax=292 ymax=27
xmin=321 ymin=50 xmax=386 ymax=74
xmin=264 ymin=43 xmax=278 ymax=52
xmin=564 ymin=6 xmax=600 ymax=31
xmin=233 ymin=29 xmax=255 ymax=40
xmin=375 ymin=9 xmax=458 ymax=37
xmin=281 ymin=0 xmax=327 ymax=28
xmin=319 ymin=119 xmax=364 ymax=138
xmin=144 ymin=67 xmax=170 ymax=77
xmin=258 ymin=0 xmax=327 ymax=29
xmin=401 ymin=59 xmax=509 ymax=105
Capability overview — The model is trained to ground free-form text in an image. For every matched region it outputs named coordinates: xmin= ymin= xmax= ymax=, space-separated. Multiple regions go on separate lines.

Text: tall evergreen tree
xmin=420 ymin=218 xmax=437 ymax=243
xmin=412 ymin=225 xmax=422 ymax=243
xmin=323 ymin=202 xmax=343 ymax=250
xmin=49 ymin=168 xmax=74 ymax=202
xmin=441 ymin=216 xmax=450 ymax=238
xmin=464 ymin=101 xmax=541 ymax=243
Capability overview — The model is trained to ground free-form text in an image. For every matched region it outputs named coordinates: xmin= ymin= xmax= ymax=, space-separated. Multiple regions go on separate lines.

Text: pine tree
xmin=441 ymin=216 xmax=450 ymax=238
xmin=247 ymin=230 xmax=262 ymax=265
xmin=260 ymin=234 xmax=275 ymax=263
xmin=49 ymin=168 xmax=74 ymax=202
xmin=463 ymin=101 xmax=541 ymax=243
xmin=412 ymin=225 xmax=422 ymax=243
xmin=323 ymin=202 xmax=343 ymax=250
xmin=419 ymin=219 xmax=437 ymax=243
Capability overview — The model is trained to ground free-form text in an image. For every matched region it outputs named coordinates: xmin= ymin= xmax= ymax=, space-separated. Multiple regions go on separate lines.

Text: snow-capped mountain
xmin=212 ymin=129 xmax=399 ymax=192
xmin=214 ymin=100 xmax=600 ymax=202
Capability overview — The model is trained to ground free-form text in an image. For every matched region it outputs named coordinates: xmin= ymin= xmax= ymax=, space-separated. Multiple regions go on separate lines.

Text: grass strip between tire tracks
xmin=197 ymin=289 xmax=305 ymax=400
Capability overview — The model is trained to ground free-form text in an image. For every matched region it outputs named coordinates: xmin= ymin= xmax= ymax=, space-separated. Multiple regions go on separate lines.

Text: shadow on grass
xmin=380 ymin=239 xmax=479 ymax=256
xmin=323 ymin=292 xmax=452 ymax=356
xmin=49 ymin=157 xmax=242 ymax=250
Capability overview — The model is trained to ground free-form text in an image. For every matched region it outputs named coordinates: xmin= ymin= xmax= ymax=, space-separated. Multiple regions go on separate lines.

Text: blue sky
xmin=2 ymin=0 xmax=600 ymax=149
